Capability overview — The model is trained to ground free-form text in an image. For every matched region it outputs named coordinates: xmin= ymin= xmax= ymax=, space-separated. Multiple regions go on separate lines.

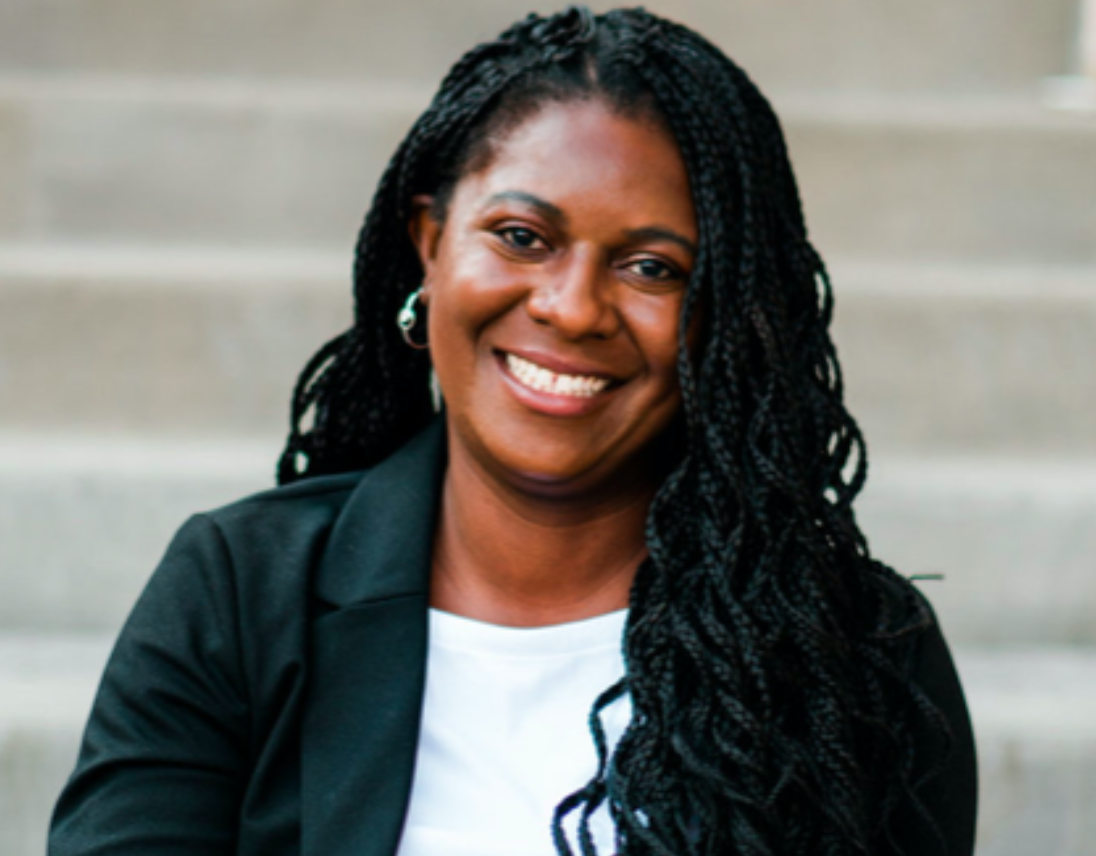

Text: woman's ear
xmin=408 ymin=194 xmax=443 ymax=289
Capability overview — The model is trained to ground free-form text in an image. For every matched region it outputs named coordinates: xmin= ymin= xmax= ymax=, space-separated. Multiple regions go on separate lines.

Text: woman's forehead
xmin=452 ymin=100 xmax=696 ymax=235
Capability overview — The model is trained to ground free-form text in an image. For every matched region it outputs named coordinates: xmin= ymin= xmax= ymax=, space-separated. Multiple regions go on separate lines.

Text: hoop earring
xmin=397 ymin=286 xmax=429 ymax=349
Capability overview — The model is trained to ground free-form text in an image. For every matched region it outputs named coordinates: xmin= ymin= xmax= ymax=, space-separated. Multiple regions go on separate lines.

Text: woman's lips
xmin=504 ymin=352 xmax=610 ymax=398
xmin=495 ymin=350 xmax=620 ymax=417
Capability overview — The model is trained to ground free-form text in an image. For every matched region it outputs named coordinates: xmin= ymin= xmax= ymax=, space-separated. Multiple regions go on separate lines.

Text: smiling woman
xmin=49 ymin=7 xmax=976 ymax=856
xmin=413 ymin=100 xmax=691 ymax=502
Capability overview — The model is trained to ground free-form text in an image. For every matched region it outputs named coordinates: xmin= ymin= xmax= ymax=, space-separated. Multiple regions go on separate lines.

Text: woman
xmin=50 ymin=7 xmax=976 ymax=856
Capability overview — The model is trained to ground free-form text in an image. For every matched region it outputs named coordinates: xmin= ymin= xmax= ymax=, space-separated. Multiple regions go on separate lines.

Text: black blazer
xmin=49 ymin=419 xmax=977 ymax=856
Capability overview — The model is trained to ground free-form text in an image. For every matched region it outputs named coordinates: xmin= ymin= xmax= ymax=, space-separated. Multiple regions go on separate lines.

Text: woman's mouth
xmin=504 ymin=352 xmax=612 ymax=398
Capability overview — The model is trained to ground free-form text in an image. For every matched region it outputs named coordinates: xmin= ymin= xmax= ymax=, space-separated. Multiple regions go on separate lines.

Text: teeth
xmin=505 ymin=353 xmax=610 ymax=398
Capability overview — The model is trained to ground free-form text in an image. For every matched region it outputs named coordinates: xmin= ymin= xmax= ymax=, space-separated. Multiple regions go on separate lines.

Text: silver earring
xmin=430 ymin=368 xmax=444 ymax=413
xmin=397 ymin=286 xmax=429 ymax=349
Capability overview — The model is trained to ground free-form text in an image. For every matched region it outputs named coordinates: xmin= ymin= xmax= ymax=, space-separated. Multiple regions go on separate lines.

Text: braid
xmin=279 ymin=7 xmax=953 ymax=855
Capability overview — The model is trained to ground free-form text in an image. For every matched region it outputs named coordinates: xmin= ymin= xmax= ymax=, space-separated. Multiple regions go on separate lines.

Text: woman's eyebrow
xmin=485 ymin=190 xmax=566 ymax=224
xmin=485 ymin=192 xmax=695 ymax=255
xmin=625 ymin=226 xmax=697 ymax=256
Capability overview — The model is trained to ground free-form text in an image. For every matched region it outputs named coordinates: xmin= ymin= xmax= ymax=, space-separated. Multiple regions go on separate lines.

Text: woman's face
xmin=410 ymin=98 xmax=697 ymax=498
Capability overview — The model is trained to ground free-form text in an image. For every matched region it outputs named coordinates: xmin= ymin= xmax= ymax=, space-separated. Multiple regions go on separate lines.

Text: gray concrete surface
xmin=964 ymin=647 xmax=1096 ymax=856
xmin=6 ymin=640 xmax=1094 ymax=856
xmin=1 ymin=79 xmax=1094 ymax=262
xmin=2 ymin=438 xmax=1095 ymax=646
xmin=1 ymin=0 xmax=1093 ymax=853
xmin=0 ymin=0 xmax=1078 ymax=97
xmin=781 ymin=99 xmax=1096 ymax=265
xmin=858 ymin=456 xmax=1096 ymax=645
xmin=0 ymin=634 xmax=113 ymax=856
xmin=0 ymin=76 xmax=423 ymax=248
xmin=0 ymin=436 xmax=271 ymax=634
xmin=3 ymin=252 xmax=1094 ymax=451
xmin=833 ymin=263 xmax=1096 ymax=455
xmin=0 ymin=246 xmax=351 ymax=437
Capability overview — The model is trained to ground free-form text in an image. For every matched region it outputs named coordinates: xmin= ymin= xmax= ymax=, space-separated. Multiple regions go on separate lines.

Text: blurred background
xmin=1 ymin=0 xmax=1094 ymax=853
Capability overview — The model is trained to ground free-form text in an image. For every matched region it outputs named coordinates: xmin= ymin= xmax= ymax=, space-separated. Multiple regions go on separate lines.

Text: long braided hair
xmin=279 ymin=7 xmax=952 ymax=855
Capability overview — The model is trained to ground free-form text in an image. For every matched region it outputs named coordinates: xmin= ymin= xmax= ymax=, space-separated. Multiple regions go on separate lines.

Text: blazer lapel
xmin=301 ymin=420 xmax=446 ymax=856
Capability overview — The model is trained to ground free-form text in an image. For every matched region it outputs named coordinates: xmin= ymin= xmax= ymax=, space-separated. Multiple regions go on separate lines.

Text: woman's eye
xmin=627 ymin=258 xmax=680 ymax=282
xmin=498 ymin=227 xmax=544 ymax=250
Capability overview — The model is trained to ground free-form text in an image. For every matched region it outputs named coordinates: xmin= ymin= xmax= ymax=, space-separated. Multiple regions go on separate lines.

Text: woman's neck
xmin=430 ymin=441 xmax=654 ymax=627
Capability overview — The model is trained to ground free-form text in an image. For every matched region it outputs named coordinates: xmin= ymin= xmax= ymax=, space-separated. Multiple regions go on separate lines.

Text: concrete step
xmin=0 ymin=246 xmax=351 ymax=439
xmin=1 ymin=436 xmax=1094 ymax=644
xmin=0 ymin=436 xmax=272 ymax=635
xmin=3 ymin=248 xmax=1094 ymax=455
xmin=0 ymin=634 xmax=112 ymax=856
xmin=2 ymin=638 xmax=1092 ymax=856
xmin=0 ymin=76 xmax=424 ymax=250
xmin=777 ymin=95 xmax=1096 ymax=265
xmin=830 ymin=262 xmax=1096 ymax=456
xmin=1 ymin=77 xmax=1094 ymax=263
xmin=857 ymin=455 xmax=1096 ymax=646
xmin=0 ymin=0 xmax=1078 ymax=98
xmin=961 ymin=647 xmax=1096 ymax=856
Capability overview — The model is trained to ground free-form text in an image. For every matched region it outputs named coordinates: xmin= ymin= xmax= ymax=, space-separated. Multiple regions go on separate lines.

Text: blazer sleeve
xmin=893 ymin=591 xmax=979 ymax=856
xmin=49 ymin=514 xmax=251 ymax=856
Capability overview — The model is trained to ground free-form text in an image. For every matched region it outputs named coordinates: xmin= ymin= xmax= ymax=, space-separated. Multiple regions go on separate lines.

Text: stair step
xmin=0 ymin=437 xmax=1094 ymax=644
xmin=831 ymin=262 xmax=1096 ymax=455
xmin=857 ymin=455 xmax=1096 ymax=645
xmin=778 ymin=96 xmax=1096 ymax=265
xmin=0 ymin=634 xmax=113 ymax=856
xmin=0 ymin=245 xmax=350 ymax=438
xmin=0 ymin=435 xmax=271 ymax=635
xmin=0 ymin=0 xmax=1077 ymax=97
xmin=2 ymin=638 xmax=1091 ymax=856
xmin=0 ymin=77 xmax=1093 ymax=262
xmin=2 ymin=249 xmax=1093 ymax=453
xmin=960 ymin=647 xmax=1096 ymax=856
xmin=0 ymin=75 xmax=422 ymax=250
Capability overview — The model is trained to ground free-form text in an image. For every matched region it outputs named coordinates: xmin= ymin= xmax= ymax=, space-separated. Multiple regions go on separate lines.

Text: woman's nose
xmin=524 ymin=251 xmax=620 ymax=340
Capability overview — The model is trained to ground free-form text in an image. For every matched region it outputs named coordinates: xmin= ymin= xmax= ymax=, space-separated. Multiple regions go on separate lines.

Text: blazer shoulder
xmin=177 ymin=471 xmax=369 ymax=603
xmin=200 ymin=470 xmax=364 ymax=547
xmin=205 ymin=470 xmax=366 ymax=528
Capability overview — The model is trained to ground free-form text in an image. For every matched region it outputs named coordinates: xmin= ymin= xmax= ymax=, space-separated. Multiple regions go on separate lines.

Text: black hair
xmin=279 ymin=7 xmax=952 ymax=855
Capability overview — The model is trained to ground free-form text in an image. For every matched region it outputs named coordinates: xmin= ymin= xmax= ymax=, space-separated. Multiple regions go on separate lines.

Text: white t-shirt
xmin=396 ymin=608 xmax=632 ymax=856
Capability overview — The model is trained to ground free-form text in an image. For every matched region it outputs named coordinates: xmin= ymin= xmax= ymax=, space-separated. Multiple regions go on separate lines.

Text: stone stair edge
xmin=957 ymin=647 xmax=1096 ymax=744
xmin=2 ymin=71 xmax=1094 ymax=130
xmin=3 ymin=81 xmax=1091 ymax=262
xmin=0 ymin=72 xmax=434 ymax=112
xmin=0 ymin=242 xmax=350 ymax=287
xmin=2 ymin=248 xmax=1092 ymax=452
xmin=3 ymin=431 xmax=1096 ymax=490
xmin=1 ymin=449 xmax=1091 ymax=639
xmin=2 ymin=636 xmax=1092 ymax=856
xmin=3 ymin=633 xmax=1093 ymax=727
xmin=0 ymin=433 xmax=279 ymax=479
xmin=0 ymin=0 xmax=1078 ymax=103
xmin=1 ymin=242 xmax=1093 ymax=299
